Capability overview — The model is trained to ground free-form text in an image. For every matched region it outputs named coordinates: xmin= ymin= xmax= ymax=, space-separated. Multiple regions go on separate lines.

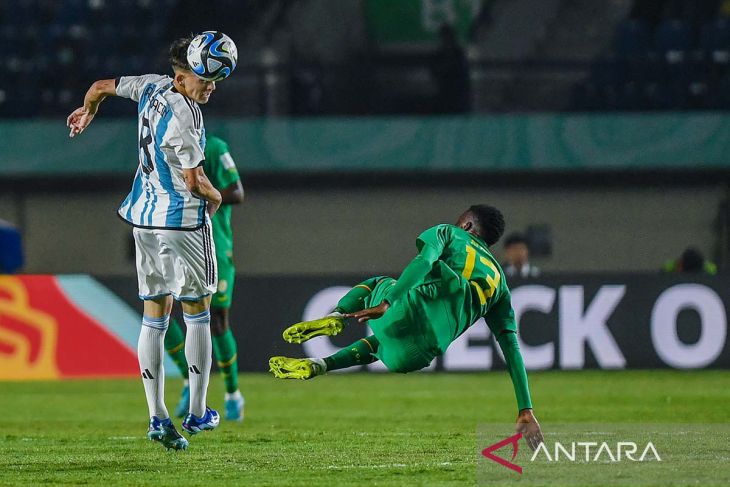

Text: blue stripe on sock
xmin=142 ymin=314 xmax=170 ymax=330
xmin=183 ymin=310 xmax=210 ymax=321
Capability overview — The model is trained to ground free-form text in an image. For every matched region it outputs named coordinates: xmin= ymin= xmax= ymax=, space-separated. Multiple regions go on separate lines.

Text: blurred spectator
xmin=429 ymin=24 xmax=470 ymax=114
xmin=502 ymin=233 xmax=540 ymax=279
xmin=663 ymin=246 xmax=717 ymax=274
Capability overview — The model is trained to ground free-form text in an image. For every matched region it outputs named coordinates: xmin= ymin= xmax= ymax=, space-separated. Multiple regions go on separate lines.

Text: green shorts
xmin=211 ymin=252 xmax=235 ymax=309
xmin=365 ymin=278 xmax=441 ymax=373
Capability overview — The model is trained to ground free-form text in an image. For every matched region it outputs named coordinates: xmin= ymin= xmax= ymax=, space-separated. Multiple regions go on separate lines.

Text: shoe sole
xmin=282 ymin=318 xmax=344 ymax=344
xmin=148 ymin=431 xmax=188 ymax=451
xmin=269 ymin=356 xmax=315 ymax=380
xmin=162 ymin=437 xmax=188 ymax=451
xmin=182 ymin=424 xmax=217 ymax=435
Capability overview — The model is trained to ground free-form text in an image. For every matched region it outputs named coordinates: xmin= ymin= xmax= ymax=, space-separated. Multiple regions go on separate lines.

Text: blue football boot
xmin=224 ymin=391 xmax=245 ymax=422
xmin=147 ymin=416 xmax=188 ymax=451
xmin=182 ymin=407 xmax=220 ymax=435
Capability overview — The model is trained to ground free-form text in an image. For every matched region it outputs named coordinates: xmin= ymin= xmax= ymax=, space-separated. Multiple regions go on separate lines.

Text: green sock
xmin=334 ymin=277 xmax=380 ymax=314
xmin=324 ymin=335 xmax=380 ymax=371
xmin=213 ymin=327 xmax=239 ymax=394
xmin=164 ymin=318 xmax=189 ymax=379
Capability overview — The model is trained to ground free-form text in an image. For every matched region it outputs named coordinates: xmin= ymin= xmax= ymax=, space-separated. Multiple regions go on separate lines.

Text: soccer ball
xmin=186 ymin=31 xmax=238 ymax=82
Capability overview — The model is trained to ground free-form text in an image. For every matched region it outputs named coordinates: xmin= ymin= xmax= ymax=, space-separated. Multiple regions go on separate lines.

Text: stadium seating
xmin=574 ymin=0 xmax=730 ymax=110
xmin=1 ymin=0 xmax=729 ymax=115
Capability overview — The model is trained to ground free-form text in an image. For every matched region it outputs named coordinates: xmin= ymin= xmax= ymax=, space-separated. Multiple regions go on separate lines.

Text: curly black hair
xmin=169 ymin=34 xmax=195 ymax=71
xmin=469 ymin=205 xmax=505 ymax=246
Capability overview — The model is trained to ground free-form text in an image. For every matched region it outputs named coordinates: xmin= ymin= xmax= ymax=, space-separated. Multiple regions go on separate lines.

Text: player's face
xmin=180 ymin=72 xmax=216 ymax=104
xmin=175 ymin=70 xmax=215 ymax=105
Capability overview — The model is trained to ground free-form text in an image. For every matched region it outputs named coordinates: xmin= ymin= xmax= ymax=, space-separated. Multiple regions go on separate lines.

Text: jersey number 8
xmin=139 ymin=116 xmax=155 ymax=174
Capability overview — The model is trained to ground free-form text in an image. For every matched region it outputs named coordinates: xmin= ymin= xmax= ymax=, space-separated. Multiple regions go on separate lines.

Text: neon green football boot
xmin=269 ymin=357 xmax=326 ymax=380
xmin=282 ymin=313 xmax=345 ymax=344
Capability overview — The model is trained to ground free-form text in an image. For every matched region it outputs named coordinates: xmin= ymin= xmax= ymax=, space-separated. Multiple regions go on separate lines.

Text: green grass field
xmin=0 ymin=370 xmax=728 ymax=486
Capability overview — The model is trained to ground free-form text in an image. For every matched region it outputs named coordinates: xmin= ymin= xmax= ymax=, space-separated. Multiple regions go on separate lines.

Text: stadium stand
xmin=1 ymin=0 xmax=729 ymax=116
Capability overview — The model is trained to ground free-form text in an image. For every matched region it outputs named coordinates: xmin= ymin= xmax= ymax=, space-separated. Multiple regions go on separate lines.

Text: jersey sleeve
xmin=383 ymin=225 xmax=451 ymax=306
xmin=115 ymin=74 xmax=167 ymax=102
xmin=206 ymin=138 xmax=241 ymax=190
xmin=415 ymin=224 xmax=451 ymax=262
xmin=484 ymin=290 xmax=518 ymax=336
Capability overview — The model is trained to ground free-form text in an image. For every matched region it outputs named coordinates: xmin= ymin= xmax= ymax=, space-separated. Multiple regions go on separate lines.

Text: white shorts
xmin=133 ymin=220 xmax=217 ymax=301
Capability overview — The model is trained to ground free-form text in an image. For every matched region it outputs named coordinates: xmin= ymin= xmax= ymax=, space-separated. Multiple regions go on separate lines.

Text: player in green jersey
xmin=165 ymin=135 xmax=246 ymax=421
xmin=269 ymin=205 xmax=543 ymax=446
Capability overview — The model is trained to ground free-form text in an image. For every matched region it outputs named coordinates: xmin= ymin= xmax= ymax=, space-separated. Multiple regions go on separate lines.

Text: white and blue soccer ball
xmin=186 ymin=31 xmax=238 ymax=82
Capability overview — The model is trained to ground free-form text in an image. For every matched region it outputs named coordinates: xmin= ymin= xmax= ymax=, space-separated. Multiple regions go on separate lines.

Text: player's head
xmin=169 ymin=35 xmax=216 ymax=104
xmin=456 ymin=205 xmax=505 ymax=247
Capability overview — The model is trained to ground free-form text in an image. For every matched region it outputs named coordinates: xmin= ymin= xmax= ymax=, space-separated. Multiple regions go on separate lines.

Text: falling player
xmin=165 ymin=134 xmax=245 ymax=422
xmin=67 ymin=35 xmax=227 ymax=450
xmin=269 ymin=205 xmax=544 ymax=448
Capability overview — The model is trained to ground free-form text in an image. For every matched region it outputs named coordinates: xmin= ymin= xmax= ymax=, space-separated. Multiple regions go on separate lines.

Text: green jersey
xmin=387 ymin=224 xmax=515 ymax=352
xmin=203 ymin=136 xmax=241 ymax=259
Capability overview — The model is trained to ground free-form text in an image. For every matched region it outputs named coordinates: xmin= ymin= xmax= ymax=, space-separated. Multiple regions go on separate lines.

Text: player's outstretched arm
xmin=67 ymin=79 xmax=116 ymax=138
xmin=496 ymin=330 xmax=544 ymax=449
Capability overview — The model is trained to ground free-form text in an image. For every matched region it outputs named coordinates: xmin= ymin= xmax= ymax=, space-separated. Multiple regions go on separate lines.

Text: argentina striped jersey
xmin=116 ymin=74 xmax=207 ymax=230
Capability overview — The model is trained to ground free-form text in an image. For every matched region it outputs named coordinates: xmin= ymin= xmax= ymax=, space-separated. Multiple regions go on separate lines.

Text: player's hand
xmin=206 ymin=200 xmax=220 ymax=217
xmin=345 ymin=301 xmax=390 ymax=323
xmin=516 ymin=408 xmax=544 ymax=451
xmin=67 ymin=106 xmax=95 ymax=138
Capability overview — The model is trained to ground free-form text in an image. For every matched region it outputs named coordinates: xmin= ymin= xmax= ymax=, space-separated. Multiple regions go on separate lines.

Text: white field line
xmin=325 ymin=461 xmax=466 ymax=470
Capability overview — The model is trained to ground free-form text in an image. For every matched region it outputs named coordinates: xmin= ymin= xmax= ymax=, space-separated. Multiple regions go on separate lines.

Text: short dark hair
xmin=169 ymin=35 xmax=195 ymax=71
xmin=469 ymin=205 xmax=505 ymax=246
xmin=503 ymin=232 xmax=527 ymax=248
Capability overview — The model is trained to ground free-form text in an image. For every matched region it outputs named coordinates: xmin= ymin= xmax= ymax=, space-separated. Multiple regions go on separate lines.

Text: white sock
xmin=309 ymin=357 xmax=327 ymax=374
xmin=184 ymin=310 xmax=212 ymax=417
xmin=138 ymin=315 xmax=170 ymax=419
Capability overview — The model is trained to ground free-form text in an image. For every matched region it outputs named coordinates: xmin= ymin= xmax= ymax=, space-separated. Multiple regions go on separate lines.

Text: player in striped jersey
xmin=67 ymin=35 xmax=228 ymax=450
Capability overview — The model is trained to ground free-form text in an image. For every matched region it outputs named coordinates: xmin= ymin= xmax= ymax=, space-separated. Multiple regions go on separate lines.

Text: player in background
xmin=269 ymin=205 xmax=544 ymax=448
xmin=165 ymin=135 xmax=245 ymax=422
xmin=67 ymin=35 xmax=224 ymax=450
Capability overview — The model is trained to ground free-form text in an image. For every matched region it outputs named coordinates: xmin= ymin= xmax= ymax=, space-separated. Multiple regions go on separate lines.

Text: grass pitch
xmin=0 ymin=370 xmax=728 ymax=486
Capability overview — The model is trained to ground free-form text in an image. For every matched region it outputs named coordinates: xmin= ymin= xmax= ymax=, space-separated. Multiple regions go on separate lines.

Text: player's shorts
xmin=133 ymin=220 xmax=217 ymax=301
xmin=211 ymin=251 xmax=235 ymax=309
xmin=365 ymin=277 xmax=441 ymax=373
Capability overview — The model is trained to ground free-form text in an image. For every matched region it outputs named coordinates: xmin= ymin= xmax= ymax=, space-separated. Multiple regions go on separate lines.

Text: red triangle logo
xmin=481 ymin=432 xmax=523 ymax=474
